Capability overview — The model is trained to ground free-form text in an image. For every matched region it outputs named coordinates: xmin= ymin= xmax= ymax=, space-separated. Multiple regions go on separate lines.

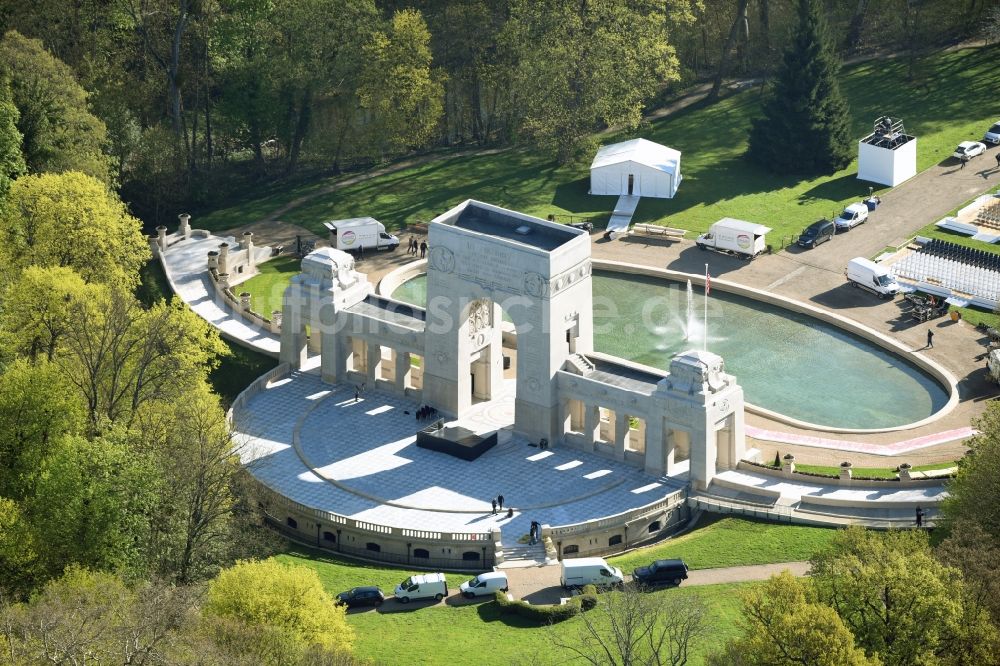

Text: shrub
xmin=492 ymin=588 xmax=596 ymax=624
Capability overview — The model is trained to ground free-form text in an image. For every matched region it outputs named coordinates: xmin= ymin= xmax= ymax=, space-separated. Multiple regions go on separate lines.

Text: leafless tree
xmin=551 ymin=586 xmax=711 ymax=666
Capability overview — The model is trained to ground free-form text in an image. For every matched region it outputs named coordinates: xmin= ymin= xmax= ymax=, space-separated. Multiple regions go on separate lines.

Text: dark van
xmin=631 ymin=559 xmax=689 ymax=587
xmin=797 ymin=219 xmax=835 ymax=249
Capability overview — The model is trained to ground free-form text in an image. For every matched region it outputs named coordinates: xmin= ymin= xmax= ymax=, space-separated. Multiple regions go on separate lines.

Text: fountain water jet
xmin=685 ymin=279 xmax=694 ymax=341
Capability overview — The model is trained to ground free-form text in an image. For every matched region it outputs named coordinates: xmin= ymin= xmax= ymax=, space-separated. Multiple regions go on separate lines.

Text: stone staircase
xmin=497 ymin=541 xmax=549 ymax=569
xmin=564 ymin=353 xmax=596 ymax=376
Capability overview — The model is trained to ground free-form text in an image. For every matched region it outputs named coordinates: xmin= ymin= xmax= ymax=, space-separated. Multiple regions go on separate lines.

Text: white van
xmin=560 ymin=557 xmax=624 ymax=589
xmin=394 ymin=572 xmax=448 ymax=603
xmin=846 ymin=257 xmax=900 ymax=299
xmin=459 ymin=571 xmax=509 ymax=598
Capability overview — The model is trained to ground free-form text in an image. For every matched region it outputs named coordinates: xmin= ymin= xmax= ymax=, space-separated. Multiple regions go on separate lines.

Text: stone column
xmin=366 ymin=341 xmax=381 ymax=386
xmin=178 ymin=213 xmax=191 ymax=239
xmin=218 ymin=243 xmax=230 ymax=275
xmin=584 ymin=404 xmax=601 ymax=449
xmin=207 ymin=250 xmax=219 ymax=270
xmin=614 ymin=413 xmax=629 ymax=460
xmin=156 ymin=225 xmax=168 ymax=253
xmin=242 ymin=231 xmax=256 ymax=270
xmin=394 ymin=350 xmax=412 ymax=394
xmin=644 ymin=417 xmax=666 ymax=476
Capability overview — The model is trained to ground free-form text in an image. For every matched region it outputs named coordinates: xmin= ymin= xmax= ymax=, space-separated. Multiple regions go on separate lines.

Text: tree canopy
xmin=746 ymin=0 xmax=853 ymax=174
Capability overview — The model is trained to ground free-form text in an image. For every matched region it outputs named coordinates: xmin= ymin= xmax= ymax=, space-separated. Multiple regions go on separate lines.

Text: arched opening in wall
xmin=407 ymin=353 xmax=423 ymax=391
xmin=413 ymin=548 xmax=430 ymax=559
xmin=464 ymin=298 xmax=515 ymax=405
xmin=563 ymin=545 xmax=579 ymax=555
xmin=625 ymin=415 xmax=646 ymax=455
xmin=286 ymin=517 xmax=298 ymax=529
xmin=365 ymin=542 xmax=381 ymax=553
xmin=462 ymin=551 xmax=481 ymax=561
xmin=322 ymin=531 xmax=336 ymax=542
xmin=346 ymin=336 xmax=365 ymax=374
xmin=608 ymin=534 xmax=623 ymax=547
xmin=648 ymin=521 xmax=661 ymax=533
xmin=597 ymin=407 xmax=615 ymax=447
xmin=672 ymin=429 xmax=691 ymax=465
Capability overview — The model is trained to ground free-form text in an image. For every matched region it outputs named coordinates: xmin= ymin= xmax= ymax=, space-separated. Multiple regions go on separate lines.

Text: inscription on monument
xmin=453 ymin=241 xmax=526 ymax=293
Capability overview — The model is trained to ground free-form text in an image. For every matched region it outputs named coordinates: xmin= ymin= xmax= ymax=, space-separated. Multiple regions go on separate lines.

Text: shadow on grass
xmin=798 ymin=173 xmax=866 ymax=205
xmin=475 ymin=601 xmax=544 ymax=628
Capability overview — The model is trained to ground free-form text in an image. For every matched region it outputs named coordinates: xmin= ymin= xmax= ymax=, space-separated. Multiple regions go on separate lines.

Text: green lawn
xmin=238 ymin=255 xmax=302 ymax=319
xmin=276 ymin=516 xmax=838 ymax=664
xmin=208 ymin=341 xmax=278 ymax=406
xmin=198 ymin=45 xmax=999 ymax=247
xmin=277 ymin=544 xmax=749 ymax=665
xmin=609 ymin=515 xmax=837 ymax=573
xmin=790 ymin=461 xmax=956 ymax=479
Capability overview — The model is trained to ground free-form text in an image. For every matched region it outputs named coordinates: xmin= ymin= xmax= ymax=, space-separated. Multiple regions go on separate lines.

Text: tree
xmin=0 ymin=359 xmax=84 ymax=500
xmin=25 ymin=435 xmax=162 ymax=580
xmin=502 ymin=0 xmax=695 ymax=162
xmin=1 ymin=265 xmax=93 ymax=362
xmin=810 ymin=527 xmax=998 ymax=666
xmin=708 ymin=571 xmax=876 ymax=666
xmin=745 ymin=0 xmax=852 ymax=175
xmin=0 ymin=78 xmax=25 ymax=201
xmin=205 ymin=559 xmax=354 ymax=659
xmin=0 ymin=498 xmax=38 ymax=596
xmin=357 ymin=9 xmax=445 ymax=157
xmin=140 ymin=382 xmax=246 ymax=583
xmin=552 ymin=586 xmax=710 ymax=665
xmin=0 ymin=31 xmax=113 ymax=184
xmin=0 ymin=172 xmax=150 ymax=289
xmin=55 ymin=289 xmax=227 ymax=432
xmin=0 ymin=566 xmax=196 ymax=663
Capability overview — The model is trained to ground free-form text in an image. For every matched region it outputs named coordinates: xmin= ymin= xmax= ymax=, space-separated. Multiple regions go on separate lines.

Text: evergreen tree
xmin=746 ymin=0 xmax=852 ymax=175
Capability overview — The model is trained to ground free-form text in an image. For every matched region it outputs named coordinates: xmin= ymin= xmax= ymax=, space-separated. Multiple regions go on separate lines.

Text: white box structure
xmin=857 ymin=116 xmax=916 ymax=187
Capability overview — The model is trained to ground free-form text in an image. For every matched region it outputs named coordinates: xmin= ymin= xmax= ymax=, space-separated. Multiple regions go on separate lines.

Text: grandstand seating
xmin=893 ymin=239 xmax=1000 ymax=304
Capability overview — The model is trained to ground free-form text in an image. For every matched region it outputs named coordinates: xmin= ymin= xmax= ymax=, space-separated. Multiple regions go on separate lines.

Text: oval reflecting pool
xmin=389 ymin=271 xmax=949 ymax=429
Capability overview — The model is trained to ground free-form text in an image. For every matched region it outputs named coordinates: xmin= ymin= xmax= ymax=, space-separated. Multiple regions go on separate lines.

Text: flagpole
xmin=704 ymin=263 xmax=709 ymax=352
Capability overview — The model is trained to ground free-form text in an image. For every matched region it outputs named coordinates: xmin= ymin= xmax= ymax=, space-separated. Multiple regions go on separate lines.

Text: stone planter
xmin=839 ymin=461 xmax=853 ymax=481
xmin=207 ymin=250 xmax=219 ymax=270
xmin=240 ymin=291 xmax=252 ymax=311
xmin=178 ymin=213 xmax=191 ymax=239
xmin=781 ymin=453 xmax=796 ymax=476
xmin=898 ymin=463 xmax=913 ymax=482
xmin=156 ymin=225 xmax=168 ymax=252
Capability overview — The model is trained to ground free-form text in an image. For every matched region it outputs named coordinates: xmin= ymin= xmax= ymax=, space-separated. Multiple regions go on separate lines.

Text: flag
xmin=705 ymin=266 xmax=711 ymax=296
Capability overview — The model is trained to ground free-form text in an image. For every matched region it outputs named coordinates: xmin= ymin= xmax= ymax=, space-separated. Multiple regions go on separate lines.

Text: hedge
xmin=493 ymin=584 xmax=600 ymax=625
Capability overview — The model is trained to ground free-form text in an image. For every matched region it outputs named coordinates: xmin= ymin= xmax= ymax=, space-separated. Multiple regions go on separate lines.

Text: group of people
xmin=407 ymin=237 xmax=428 ymax=258
xmin=415 ymin=405 xmax=439 ymax=421
xmin=490 ymin=493 xmax=506 ymax=515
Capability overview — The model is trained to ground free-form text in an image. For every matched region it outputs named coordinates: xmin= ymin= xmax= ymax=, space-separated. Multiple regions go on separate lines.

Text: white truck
xmin=560 ymin=557 xmax=624 ymax=589
xmin=324 ymin=217 xmax=399 ymax=252
xmin=846 ymin=257 xmax=900 ymax=299
xmin=394 ymin=572 xmax=448 ymax=603
xmin=696 ymin=218 xmax=772 ymax=261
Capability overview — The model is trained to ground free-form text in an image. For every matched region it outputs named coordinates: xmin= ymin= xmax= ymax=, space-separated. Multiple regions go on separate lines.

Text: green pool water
xmin=389 ymin=271 xmax=948 ymax=429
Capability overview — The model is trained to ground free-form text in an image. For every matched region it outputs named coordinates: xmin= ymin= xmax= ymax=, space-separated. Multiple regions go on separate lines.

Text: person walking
xmin=995 ymin=152 xmax=1000 ymax=170
xmin=420 ymin=240 xmax=428 ymax=258
xmin=354 ymin=386 xmax=360 ymax=402
xmin=491 ymin=498 xmax=497 ymax=515
xmin=926 ymin=329 xmax=934 ymax=349
xmin=915 ymin=506 xmax=925 ymax=528
xmin=961 ymin=155 xmax=969 ymax=169
xmin=497 ymin=494 xmax=504 ymax=511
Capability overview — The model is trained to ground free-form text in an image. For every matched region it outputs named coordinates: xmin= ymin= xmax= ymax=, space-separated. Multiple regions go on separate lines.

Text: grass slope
xmin=199 ymin=45 xmax=999 ymax=245
xmin=609 ymin=514 xmax=836 ymax=573
xmin=277 ymin=545 xmax=748 ymax=666
xmin=238 ymin=255 xmax=301 ymax=319
xmin=277 ymin=516 xmax=837 ymax=664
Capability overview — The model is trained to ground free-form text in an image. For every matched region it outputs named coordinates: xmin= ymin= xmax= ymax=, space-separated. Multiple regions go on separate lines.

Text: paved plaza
xmin=236 ymin=368 xmax=686 ymax=542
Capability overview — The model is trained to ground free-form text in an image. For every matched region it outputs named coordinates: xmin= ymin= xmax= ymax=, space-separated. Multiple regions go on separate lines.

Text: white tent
xmin=590 ymin=138 xmax=682 ymax=199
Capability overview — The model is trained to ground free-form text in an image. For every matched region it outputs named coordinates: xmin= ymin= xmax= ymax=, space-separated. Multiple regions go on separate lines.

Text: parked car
xmin=953 ymin=141 xmax=986 ymax=160
xmin=833 ymin=203 xmax=869 ymax=230
xmin=394 ymin=573 xmax=448 ymax=603
xmin=631 ymin=559 xmax=689 ymax=587
xmin=846 ymin=257 xmax=900 ymax=300
xmin=983 ymin=120 xmax=1000 ymax=146
xmin=560 ymin=557 xmax=625 ymax=589
xmin=796 ymin=219 xmax=836 ymax=248
xmin=459 ymin=571 xmax=509 ymax=598
xmin=335 ymin=586 xmax=385 ymax=608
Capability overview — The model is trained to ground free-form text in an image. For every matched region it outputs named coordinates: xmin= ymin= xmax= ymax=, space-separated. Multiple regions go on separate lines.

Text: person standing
xmin=915 ymin=506 xmax=925 ymax=528
xmin=926 ymin=329 xmax=934 ymax=349
xmin=491 ymin=498 xmax=497 ymax=515
xmin=497 ymin=494 xmax=504 ymax=511
xmin=420 ymin=240 xmax=428 ymax=258
xmin=995 ymin=152 xmax=1000 ymax=170
xmin=961 ymin=155 xmax=969 ymax=169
